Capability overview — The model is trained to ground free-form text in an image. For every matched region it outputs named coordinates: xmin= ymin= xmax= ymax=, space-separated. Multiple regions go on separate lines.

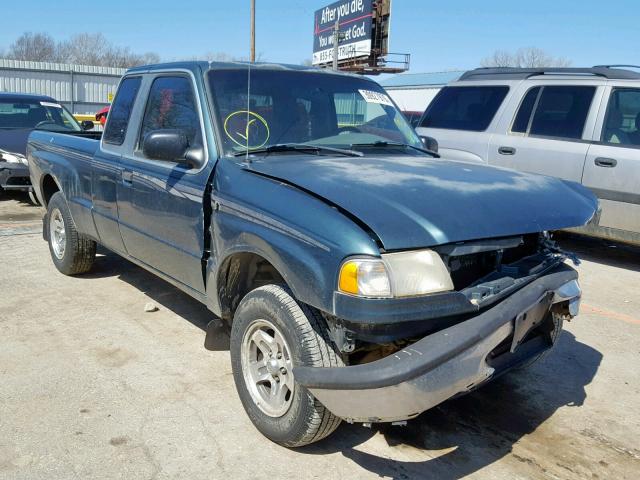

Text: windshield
xmin=207 ymin=68 xmax=422 ymax=157
xmin=0 ymin=99 xmax=81 ymax=131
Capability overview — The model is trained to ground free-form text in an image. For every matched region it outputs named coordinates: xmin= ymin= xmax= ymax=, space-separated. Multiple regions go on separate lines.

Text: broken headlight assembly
xmin=338 ymin=250 xmax=454 ymax=298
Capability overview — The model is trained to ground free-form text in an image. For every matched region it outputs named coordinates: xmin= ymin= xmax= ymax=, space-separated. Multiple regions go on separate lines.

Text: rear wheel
xmin=46 ymin=191 xmax=96 ymax=275
xmin=230 ymin=285 xmax=343 ymax=447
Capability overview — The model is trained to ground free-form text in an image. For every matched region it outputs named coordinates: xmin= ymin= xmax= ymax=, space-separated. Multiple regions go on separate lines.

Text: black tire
xmin=518 ymin=312 xmax=564 ymax=369
xmin=46 ymin=191 xmax=96 ymax=275
xmin=230 ymin=285 xmax=343 ymax=447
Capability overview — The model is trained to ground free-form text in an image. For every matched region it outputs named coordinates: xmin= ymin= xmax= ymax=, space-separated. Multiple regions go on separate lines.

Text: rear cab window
xmin=420 ymin=86 xmax=509 ymax=131
xmin=103 ymin=77 xmax=142 ymax=145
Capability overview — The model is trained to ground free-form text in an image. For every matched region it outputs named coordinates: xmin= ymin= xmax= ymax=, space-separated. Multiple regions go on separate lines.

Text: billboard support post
xmin=332 ymin=20 xmax=339 ymax=70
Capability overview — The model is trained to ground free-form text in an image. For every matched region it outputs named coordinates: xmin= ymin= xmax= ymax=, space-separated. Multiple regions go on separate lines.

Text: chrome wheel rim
xmin=241 ymin=319 xmax=294 ymax=417
xmin=50 ymin=208 xmax=66 ymax=259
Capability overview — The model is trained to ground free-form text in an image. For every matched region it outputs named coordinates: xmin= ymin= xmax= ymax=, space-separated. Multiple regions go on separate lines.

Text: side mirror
xmin=420 ymin=135 xmax=438 ymax=153
xmin=81 ymin=120 xmax=94 ymax=130
xmin=141 ymin=129 xmax=201 ymax=167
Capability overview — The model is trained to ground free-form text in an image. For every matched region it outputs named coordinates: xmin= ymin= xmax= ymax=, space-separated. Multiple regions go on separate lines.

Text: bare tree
xmin=481 ymin=47 xmax=571 ymax=68
xmin=7 ymin=32 xmax=63 ymax=62
xmin=4 ymin=31 xmax=159 ymax=68
xmin=61 ymin=33 xmax=160 ymax=68
xmin=480 ymin=50 xmax=515 ymax=68
xmin=200 ymin=51 xmax=265 ymax=62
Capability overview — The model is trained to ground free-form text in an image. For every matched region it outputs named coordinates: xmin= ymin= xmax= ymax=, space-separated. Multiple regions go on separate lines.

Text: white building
xmin=380 ymin=71 xmax=463 ymax=113
xmin=0 ymin=59 xmax=124 ymax=115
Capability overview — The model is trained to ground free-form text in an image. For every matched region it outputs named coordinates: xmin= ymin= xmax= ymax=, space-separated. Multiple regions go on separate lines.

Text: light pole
xmin=250 ymin=0 xmax=256 ymax=62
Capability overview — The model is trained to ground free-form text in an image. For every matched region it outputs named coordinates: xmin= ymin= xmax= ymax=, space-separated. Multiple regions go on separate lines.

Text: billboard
xmin=312 ymin=0 xmax=374 ymax=66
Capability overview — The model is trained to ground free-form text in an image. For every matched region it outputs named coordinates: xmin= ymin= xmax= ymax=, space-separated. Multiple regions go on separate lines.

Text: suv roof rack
xmin=458 ymin=66 xmax=640 ymax=81
xmin=594 ymin=64 xmax=640 ymax=70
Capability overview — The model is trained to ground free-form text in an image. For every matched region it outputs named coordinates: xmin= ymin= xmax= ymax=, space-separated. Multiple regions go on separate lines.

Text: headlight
xmin=0 ymin=150 xmax=28 ymax=166
xmin=338 ymin=249 xmax=454 ymax=298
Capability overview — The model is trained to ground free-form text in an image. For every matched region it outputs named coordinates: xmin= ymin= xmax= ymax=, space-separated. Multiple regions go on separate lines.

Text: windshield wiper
xmin=233 ymin=143 xmax=363 ymax=158
xmin=351 ymin=141 xmax=440 ymax=158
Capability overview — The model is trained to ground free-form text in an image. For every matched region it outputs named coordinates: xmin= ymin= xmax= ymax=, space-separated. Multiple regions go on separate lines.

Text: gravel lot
xmin=1 ymin=192 xmax=639 ymax=480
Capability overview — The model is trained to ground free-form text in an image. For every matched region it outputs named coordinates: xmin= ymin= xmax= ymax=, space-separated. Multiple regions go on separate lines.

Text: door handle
xmin=594 ymin=157 xmax=617 ymax=168
xmin=122 ymin=170 xmax=133 ymax=184
xmin=498 ymin=146 xmax=516 ymax=155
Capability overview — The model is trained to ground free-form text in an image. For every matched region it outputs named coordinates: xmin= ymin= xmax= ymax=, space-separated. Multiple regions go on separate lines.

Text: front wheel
xmin=230 ymin=285 xmax=343 ymax=447
xmin=46 ymin=191 xmax=96 ymax=275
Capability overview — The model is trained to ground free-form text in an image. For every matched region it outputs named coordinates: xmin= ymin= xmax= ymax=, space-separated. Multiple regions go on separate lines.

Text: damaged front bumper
xmin=293 ymin=264 xmax=580 ymax=423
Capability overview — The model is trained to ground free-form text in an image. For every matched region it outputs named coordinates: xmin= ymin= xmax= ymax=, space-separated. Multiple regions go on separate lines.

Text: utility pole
xmin=332 ymin=20 xmax=340 ymax=70
xmin=250 ymin=0 xmax=256 ymax=62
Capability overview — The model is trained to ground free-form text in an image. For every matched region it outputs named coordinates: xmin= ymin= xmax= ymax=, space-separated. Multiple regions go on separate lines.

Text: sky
xmin=0 ymin=0 xmax=638 ymax=73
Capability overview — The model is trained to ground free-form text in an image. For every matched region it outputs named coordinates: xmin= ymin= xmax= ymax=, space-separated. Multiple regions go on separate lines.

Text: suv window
xmin=511 ymin=87 xmax=541 ymax=133
xmin=139 ymin=76 xmax=200 ymax=149
xmin=103 ymin=77 xmax=141 ymax=145
xmin=601 ymin=88 xmax=640 ymax=147
xmin=528 ymin=86 xmax=595 ymax=139
xmin=420 ymin=86 xmax=509 ymax=132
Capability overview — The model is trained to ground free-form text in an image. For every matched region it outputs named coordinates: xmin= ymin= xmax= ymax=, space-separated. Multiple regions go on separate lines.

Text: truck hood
xmin=244 ymin=155 xmax=598 ymax=250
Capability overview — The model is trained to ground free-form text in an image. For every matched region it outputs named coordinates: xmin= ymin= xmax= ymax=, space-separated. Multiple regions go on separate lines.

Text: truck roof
xmin=125 ymin=60 xmax=359 ymax=78
xmin=0 ymin=92 xmax=57 ymax=103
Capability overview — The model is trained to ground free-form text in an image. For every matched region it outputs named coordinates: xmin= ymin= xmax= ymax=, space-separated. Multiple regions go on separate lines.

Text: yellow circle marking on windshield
xmin=223 ymin=110 xmax=270 ymax=149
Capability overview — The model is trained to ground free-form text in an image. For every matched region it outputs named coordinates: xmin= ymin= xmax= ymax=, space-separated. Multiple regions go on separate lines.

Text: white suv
xmin=416 ymin=66 xmax=640 ymax=246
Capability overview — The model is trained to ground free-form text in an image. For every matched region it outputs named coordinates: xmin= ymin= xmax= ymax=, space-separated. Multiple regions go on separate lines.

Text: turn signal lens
xmin=338 ymin=261 xmax=358 ymax=294
xmin=338 ymin=259 xmax=392 ymax=298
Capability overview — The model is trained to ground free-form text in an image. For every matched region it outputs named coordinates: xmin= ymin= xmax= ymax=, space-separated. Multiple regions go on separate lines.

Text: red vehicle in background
xmin=95 ymin=106 xmax=109 ymax=126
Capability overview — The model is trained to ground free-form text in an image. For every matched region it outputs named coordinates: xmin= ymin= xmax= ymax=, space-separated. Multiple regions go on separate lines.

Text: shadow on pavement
xmin=0 ymin=190 xmax=42 ymax=222
xmin=86 ymin=248 xmax=214 ymax=333
xmin=302 ymin=331 xmax=602 ymax=479
xmin=557 ymin=232 xmax=640 ymax=273
xmin=84 ymin=249 xmax=602 ymax=479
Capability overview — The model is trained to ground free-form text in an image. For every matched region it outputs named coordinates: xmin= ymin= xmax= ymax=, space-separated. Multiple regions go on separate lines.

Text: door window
xmin=420 ymin=86 xmax=509 ymax=132
xmin=528 ymin=86 xmax=595 ymax=139
xmin=138 ymin=76 xmax=200 ymax=151
xmin=601 ymin=88 xmax=640 ymax=147
xmin=103 ymin=77 xmax=142 ymax=145
xmin=511 ymin=87 xmax=541 ymax=133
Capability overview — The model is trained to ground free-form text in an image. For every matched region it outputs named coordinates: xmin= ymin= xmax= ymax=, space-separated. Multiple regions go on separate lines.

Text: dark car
xmin=28 ymin=62 xmax=596 ymax=447
xmin=0 ymin=92 xmax=91 ymax=200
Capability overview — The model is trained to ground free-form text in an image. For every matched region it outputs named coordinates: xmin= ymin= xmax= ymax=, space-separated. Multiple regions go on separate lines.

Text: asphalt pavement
xmin=1 ymin=192 xmax=638 ymax=479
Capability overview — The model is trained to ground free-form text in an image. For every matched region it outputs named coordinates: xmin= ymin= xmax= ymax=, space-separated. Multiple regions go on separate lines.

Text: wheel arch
xmin=40 ymin=173 xmax=62 ymax=207
xmin=212 ymin=247 xmax=290 ymax=323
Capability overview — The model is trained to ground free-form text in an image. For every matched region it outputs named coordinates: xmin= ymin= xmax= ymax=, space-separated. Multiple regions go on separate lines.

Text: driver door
xmin=117 ymin=73 xmax=213 ymax=293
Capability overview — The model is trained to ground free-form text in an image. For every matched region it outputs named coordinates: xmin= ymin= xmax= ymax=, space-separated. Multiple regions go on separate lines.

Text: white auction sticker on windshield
xmin=40 ymin=101 xmax=62 ymax=108
xmin=358 ymin=89 xmax=394 ymax=106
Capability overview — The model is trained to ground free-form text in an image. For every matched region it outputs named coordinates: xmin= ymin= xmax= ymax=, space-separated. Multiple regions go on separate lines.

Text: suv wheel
xmin=230 ymin=285 xmax=343 ymax=447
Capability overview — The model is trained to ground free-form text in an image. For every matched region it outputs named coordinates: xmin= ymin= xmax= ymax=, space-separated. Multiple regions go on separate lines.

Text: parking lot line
xmin=582 ymin=303 xmax=640 ymax=326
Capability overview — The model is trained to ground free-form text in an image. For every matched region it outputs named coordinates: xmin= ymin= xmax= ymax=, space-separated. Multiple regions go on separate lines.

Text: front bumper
xmin=0 ymin=163 xmax=32 ymax=191
xmin=293 ymin=264 xmax=580 ymax=423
